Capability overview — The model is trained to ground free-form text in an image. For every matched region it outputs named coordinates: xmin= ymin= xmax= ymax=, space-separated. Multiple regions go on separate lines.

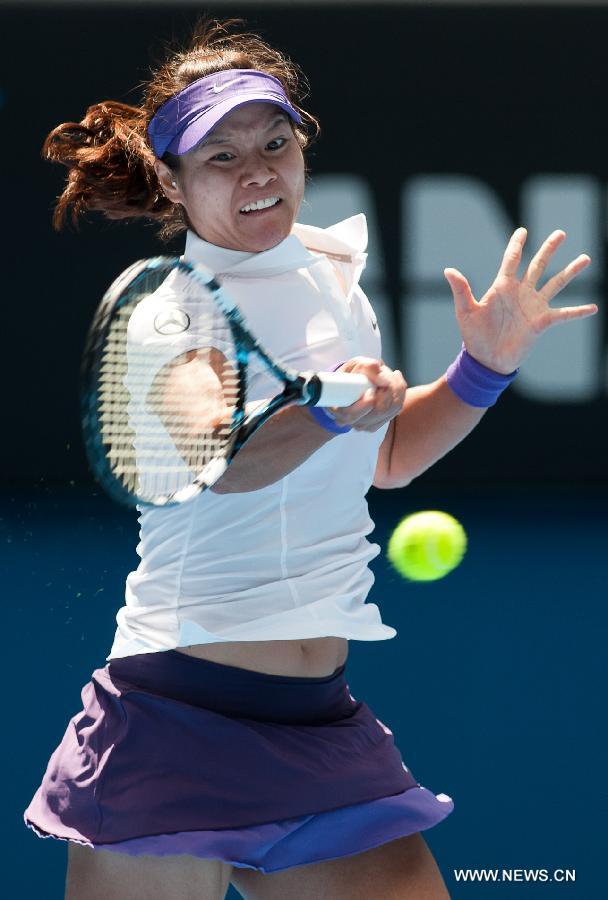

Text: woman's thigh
xmin=230 ymin=832 xmax=451 ymax=900
xmin=65 ymin=842 xmax=233 ymax=900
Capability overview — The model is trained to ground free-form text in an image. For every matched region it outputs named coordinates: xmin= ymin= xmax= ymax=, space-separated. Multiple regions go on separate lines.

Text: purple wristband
xmin=308 ymin=361 xmax=353 ymax=434
xmin=446 ymin=345 xmax=519 ymax=407
xmin=308 ymin=405 xmax=352 ymax=434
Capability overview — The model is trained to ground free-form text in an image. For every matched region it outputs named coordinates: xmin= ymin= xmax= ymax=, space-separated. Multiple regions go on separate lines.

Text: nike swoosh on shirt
xmin=212 ymin=80 xmax=241 ymax=93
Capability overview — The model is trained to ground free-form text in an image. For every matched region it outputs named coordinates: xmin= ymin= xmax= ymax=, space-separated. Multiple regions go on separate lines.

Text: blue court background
xmin=5 ymin=483 xmax=605 ymax=898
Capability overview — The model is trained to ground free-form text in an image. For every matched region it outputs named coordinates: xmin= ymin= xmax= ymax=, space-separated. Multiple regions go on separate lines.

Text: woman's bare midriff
xmin=175 ymin=636 xmax=348 ymax=677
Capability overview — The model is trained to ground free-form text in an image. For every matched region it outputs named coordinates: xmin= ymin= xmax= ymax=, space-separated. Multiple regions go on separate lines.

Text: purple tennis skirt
xmin=24 ymin=649 xmax=454 ymax=873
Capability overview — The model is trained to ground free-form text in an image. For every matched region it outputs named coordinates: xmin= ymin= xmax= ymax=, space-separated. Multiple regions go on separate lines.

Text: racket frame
xmin=81 ymin=257 xmax=332 ymax=508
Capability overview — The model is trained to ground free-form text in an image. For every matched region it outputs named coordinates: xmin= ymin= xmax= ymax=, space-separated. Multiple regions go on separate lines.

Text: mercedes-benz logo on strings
xmin=154 ymin=307 xmax=191 ymax=335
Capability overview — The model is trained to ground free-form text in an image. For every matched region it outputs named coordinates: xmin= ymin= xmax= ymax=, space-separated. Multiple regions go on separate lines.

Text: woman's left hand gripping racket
xmin=81 ymin=257 xmax=371 ymax=507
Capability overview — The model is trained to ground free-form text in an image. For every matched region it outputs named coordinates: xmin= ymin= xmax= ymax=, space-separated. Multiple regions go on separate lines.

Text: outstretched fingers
xmin=540 ymin=253 xmax=592 ymax=302
xmin=544 ymin=301 xmax=599 ymax=329
xmin=523 ymin=229 xmax=566 ymax=287
xmin=497 ymin=227 xmax=528 ymax=279
xmin=444 ymin=268 xmax=477 ymax=316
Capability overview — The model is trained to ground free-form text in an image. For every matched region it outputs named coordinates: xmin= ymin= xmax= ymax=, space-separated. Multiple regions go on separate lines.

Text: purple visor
xmin=148 ymin=69 xmax=303 ymax=158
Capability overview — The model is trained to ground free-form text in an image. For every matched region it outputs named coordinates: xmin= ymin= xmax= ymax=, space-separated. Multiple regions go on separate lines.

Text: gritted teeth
xmin=240 ymin=197 xmax=281 ymax=213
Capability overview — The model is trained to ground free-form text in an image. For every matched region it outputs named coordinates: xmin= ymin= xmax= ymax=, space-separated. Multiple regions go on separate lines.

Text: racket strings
xmin=96 ymin=277 xmax=241 ymax=501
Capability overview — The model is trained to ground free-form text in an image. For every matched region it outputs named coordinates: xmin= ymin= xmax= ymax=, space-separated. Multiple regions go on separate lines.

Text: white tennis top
xmin=107 ymin=213 xmax=397 ymax=659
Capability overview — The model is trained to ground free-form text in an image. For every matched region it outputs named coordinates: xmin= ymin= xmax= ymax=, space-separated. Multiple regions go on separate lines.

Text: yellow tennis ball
xmin=387 ymin=511 xmax=467 ymax=582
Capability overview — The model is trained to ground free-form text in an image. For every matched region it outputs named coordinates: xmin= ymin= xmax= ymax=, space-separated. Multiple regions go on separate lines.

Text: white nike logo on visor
xmin=212 ymin=79 xmax=242 ymax=93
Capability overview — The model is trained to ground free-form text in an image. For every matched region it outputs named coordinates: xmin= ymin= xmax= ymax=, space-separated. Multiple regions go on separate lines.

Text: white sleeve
xmin=126 ymin=269 xmax=234 ymax=386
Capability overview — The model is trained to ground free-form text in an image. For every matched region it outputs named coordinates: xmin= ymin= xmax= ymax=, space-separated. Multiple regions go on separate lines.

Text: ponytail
xmin=42 ymin=100 xmax=173 ymax=232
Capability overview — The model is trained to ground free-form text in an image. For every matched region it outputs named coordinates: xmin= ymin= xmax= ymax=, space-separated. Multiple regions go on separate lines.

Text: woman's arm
xmin=374 ymin=227 xmax=596 ymax=490
xmin=153 ymin=351 xmax=402 ymax=494
xmin=212 ymin=357 xmax=402 ymax=493
xmin=373 ymin=377 xmax=485 ymax=489
xmin=211 ymin=404 xmax=334 ymax=493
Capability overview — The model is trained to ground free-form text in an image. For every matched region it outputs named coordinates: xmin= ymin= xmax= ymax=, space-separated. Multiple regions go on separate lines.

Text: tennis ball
xmin=387 ymin=510 xmax=467 ymax=582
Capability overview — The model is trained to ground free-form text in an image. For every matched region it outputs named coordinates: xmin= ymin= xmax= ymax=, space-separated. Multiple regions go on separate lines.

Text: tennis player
xmin=24 ymin=19 xmax=596 ymax=900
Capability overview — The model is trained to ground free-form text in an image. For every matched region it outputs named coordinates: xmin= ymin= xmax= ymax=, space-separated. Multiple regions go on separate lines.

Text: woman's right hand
xmin=329 ymin=357 xmax=407 ymax=433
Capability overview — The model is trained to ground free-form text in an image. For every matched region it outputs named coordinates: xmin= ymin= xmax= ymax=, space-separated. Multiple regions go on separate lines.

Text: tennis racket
xmin=81 ymin=256 xmax=371 ymax=508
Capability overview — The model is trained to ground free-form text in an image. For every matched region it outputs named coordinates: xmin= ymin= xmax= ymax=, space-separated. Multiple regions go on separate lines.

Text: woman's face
xmin=157 ymin=102 xmax=306 ymax=252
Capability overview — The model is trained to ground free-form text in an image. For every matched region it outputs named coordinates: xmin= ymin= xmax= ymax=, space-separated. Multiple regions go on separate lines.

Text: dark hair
xmin=42 ymin=18 xmax=320 ymax=242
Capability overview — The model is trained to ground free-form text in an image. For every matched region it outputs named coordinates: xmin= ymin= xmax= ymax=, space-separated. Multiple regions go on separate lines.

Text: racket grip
xmin=312 ymin=372 xmax=372 ymax=407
